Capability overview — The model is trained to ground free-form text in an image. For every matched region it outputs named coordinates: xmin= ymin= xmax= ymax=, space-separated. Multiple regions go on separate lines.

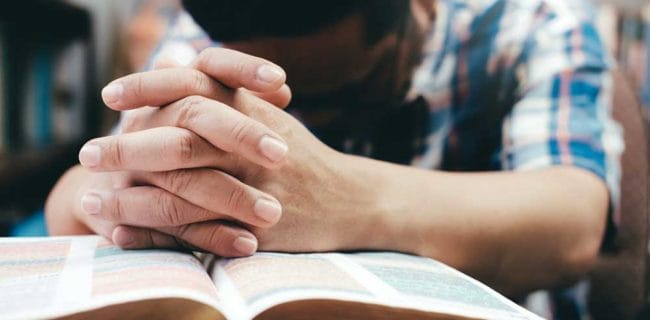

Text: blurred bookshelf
xmin=0 ymin=0 xmax=102 ymax=234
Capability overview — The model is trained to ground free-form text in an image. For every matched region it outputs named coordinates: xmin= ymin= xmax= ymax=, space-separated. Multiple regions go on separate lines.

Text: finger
xmin=132 ymin=169 xmax=282 ymax=227
xmin=191 ymin=47 xmax=286 ymax=92
xmin=135 ymin=95 xmax=289 ymax=168
xmin=249 ymin=84 xmax=292 ymax=109
xmin=153 ymin=54 xmax=183 ymax=69
xmin=101 ymin=67 xmax=230 ymax=111
xmin=81 ymin=186 xmax=232 ymax=227
xmin=79 ymin=127 xmax=233 ymax=172
xmin=82 ymin=170 xmax=281 ymax=228
xmin=112 ymin=225 xmax=184 ymax=250
xmin=113 ymin=223 xmax=259 ymax=257
xmin=102 ymin=48 xmax=286 ymax=111
xmin=158 ymin=57 xmax=290 ymax=108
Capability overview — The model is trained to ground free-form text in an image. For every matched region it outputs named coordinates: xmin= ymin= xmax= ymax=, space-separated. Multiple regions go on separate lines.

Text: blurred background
xmin=0 ymin=0 xmax=180 ymax=236
xmin=0 ymin=0 xmax=648 ymax=233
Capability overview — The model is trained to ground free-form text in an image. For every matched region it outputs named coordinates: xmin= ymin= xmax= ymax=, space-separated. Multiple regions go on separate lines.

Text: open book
xmin=0 ymin=236 xmax=543 ymax=320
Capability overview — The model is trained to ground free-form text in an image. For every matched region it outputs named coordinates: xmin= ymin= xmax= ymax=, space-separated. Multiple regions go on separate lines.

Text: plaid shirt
xmin=143 ymin=0 xmax=624 ymax=318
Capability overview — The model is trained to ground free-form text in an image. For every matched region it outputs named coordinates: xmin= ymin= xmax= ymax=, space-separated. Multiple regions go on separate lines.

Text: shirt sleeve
xmin=143 ymin=10 xmax=211 ymax=70
xmin=499 ymin=1 xmax=624 ymax=224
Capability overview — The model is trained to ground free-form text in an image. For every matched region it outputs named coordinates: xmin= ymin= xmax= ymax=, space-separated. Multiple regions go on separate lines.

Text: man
xmin=46 ymin=0 xmax=622 ymax=310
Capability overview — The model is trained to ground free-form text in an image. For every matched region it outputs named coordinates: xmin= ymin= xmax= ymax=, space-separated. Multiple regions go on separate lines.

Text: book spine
xmin=52 ymin=41 xmax=86 ymax=144
xmin=21 ymin=47 xmax=54 ymax=149
xmin=34 ymin=47 xmax=53 ymax=147
xmin=22 ymin=52 xmax=36 ymax=149
xmin=0 ymin=24 xmax=5 ymax=153
xmin=6 ymin=35 xmax=26 ymax=151
xmin=642 ymin=4 xmax=650 ymax=108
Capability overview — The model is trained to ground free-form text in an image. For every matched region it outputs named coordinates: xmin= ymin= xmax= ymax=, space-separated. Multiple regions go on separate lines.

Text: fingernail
xmin=79 ymin=144 xmax=101 ymax=167
xmin=112 ymin=227 xmax=136 ymax=247
xmin=259 ymin=135 xmax=288 ymax=162
xmin=233 ymin=236 xmax=257 ymax=255
xmin=81 ymin=192 xmax=102 ymax=215
xmin=257 ymin=64 xmax=284 ymax=84
xmin=102 ymin=82 xmax=123 ymax=104
xmin=254 ymin=198 xmax=282 ymax=223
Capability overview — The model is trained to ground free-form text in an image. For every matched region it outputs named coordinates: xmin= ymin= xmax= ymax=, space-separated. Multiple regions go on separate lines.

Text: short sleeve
xmin=499 ymin=2 xmax=624 ymax=224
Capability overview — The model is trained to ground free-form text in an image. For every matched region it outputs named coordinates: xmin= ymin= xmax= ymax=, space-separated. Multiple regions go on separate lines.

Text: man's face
xmin=223 ymin=2 xmax=432 ymax=115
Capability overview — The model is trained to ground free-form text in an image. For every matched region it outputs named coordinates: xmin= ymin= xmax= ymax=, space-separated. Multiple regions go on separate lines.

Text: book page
xmin=341 ymin=252 xmax=542 ymax=320
xmin=210 ymin=252 xmax=543 ymax=320
xmin=210 ymin=252 xmax=377 ymax=319
xmin=0 ymin=236 xmax=224 ymax=320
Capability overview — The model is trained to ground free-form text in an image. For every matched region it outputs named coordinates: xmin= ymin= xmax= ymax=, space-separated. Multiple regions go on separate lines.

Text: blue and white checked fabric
xmin=408 ymin=0 xmax=623 ymax=220
xmin=139 ymin=1 xmax=624 ymax=318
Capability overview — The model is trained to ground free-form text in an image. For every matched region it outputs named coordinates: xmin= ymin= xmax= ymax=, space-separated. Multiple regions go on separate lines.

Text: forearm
xmin=338 ymin=154 xmax=608 ymax=296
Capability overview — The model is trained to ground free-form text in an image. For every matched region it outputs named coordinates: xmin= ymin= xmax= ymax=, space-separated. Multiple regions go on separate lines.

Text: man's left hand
xmin=79 ymin=49 xmax=374 ymax=255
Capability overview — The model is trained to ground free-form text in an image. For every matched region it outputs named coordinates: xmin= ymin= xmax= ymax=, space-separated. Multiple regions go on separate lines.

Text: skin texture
xmin=46 ymin=0 xmax=609 ymax=296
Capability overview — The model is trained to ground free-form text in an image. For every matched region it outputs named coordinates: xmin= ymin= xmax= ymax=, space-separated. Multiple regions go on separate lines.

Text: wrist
xmin=329 ymin=153 xmax=407 ymax=253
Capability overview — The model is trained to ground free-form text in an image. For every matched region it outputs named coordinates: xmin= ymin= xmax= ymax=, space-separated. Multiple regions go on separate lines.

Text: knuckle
xmin=171 ymin=131 xmax=196 ymax=166
xmin=132 ymin=76 xmax=145 ymax=100
xmin=109 ymin=138 xmax=127 ymax=168
xmin=157 ymin=190 xmax=184 ymax=226
xmin=186 ymin=70 xmax=207 ymax=93
xmin=112 ymin=191 xmax=128 ymax=222
xmin=204 ymin=224 xmax=230 ymax=252
xmin=228 ymin=118 xmax=257 ymax=151
xmin=226 ymin=185 xmax=249 ymax=214
xmin=234 ymin=59 xmax=249 ymax=80
xmin=176 ymin=95 xmax=204 ymax=127
xmin=164 ymin=170 xmax=193 ymax=195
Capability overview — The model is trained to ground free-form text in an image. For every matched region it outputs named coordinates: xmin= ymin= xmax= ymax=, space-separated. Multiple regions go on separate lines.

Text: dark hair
xmin=181 ymin=0 xmax=410 ymax=44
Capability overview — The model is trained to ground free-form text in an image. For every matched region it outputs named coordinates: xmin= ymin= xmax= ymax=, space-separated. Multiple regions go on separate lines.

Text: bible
xmin=1 ymin=236 xmax=543 ymax=320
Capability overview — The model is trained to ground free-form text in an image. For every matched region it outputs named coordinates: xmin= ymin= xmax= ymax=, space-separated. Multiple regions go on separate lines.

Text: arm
xmin=48 ymin=139 xmax=606 ymax=296
xmin=47 ymin=47 xmax=612 ymax=297
xmin=334 ymin=155 xmax=608 ymax=296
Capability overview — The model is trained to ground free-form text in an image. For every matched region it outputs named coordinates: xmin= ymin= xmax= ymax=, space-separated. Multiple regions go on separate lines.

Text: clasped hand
xmin=75 ymin=48 xmax=349 ymax=256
